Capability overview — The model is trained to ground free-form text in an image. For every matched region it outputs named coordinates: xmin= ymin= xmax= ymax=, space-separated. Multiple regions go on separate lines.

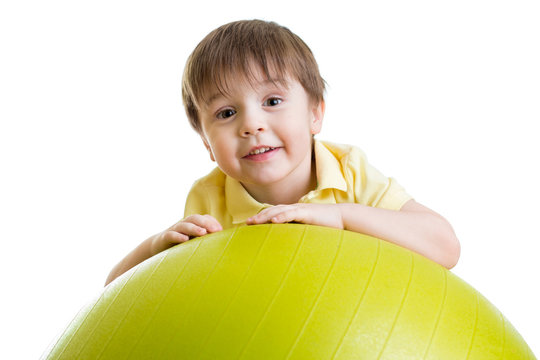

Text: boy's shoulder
xmin=191 ymin=166 xmax=227 ymax=188
xmin=316 ymin=140 xmax=368 ymax=164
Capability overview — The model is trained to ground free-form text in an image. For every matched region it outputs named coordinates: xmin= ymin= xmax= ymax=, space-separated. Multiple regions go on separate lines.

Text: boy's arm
xmin=105 ymin=215 xmax=222 ymax=286
xmin=246 ymin=200 xmax=460 ymax=269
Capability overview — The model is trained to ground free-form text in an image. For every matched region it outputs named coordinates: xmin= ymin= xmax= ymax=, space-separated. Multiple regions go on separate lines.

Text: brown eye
xmin=217 ymin=109 xmax=236 ymax=119
xmin=264 ymin=98 xmax=282 ymax=106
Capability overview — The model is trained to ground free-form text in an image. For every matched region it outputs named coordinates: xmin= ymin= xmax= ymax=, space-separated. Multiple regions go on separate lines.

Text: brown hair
xmin=182 ymin=19 xmax=326 ymax=133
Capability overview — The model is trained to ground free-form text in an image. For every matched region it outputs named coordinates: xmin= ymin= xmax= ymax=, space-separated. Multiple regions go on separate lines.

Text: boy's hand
xmin=152 ymin=215 xmax=222 ymax=254
xmin=246 ymin=204 xmax=344 ymax=229
xmin=105 ymin=214 xmax=222 ymax=286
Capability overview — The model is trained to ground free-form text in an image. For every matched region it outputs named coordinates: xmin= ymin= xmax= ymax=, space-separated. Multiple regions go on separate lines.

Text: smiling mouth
xmin=248 ymin=147 xmax=276 ymax=156
xmin=243 ymin=146 xmax=280 ymax=159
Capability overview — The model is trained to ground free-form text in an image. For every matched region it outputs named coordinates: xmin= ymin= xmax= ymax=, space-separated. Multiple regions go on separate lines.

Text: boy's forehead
xmin=203 ymin=76 xmax=292 ymax=107
xmin=197 ymin=59 xmax=301 ymax=109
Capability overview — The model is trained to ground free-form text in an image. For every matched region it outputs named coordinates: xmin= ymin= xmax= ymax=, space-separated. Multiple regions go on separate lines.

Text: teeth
xmin=250 ymin=147 xmax=274 ymax=155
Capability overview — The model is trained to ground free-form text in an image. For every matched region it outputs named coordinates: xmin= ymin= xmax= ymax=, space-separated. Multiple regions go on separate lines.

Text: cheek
xmin=206 ymin=128 xmax=230 ymax=151
xmin=210 ymin=140 xmax=226 ymax=156
xmin=210 ymin=138 xmax=236 ymax=163
xmin=279 ymin=115 xmax=315 ymax=139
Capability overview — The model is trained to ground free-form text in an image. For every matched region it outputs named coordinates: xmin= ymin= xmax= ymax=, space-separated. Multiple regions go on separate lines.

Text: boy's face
xmin=198 ymin=68 xmax=324 ymax=192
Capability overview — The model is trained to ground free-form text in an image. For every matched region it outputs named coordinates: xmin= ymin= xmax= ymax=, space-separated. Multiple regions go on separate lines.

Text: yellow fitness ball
xmin=43 ymin=224 xmax=535 ymax=359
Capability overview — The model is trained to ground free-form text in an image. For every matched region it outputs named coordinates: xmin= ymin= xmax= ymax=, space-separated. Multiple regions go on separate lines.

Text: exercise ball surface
xmin=43 ymin=224 xmax=535 ymax=359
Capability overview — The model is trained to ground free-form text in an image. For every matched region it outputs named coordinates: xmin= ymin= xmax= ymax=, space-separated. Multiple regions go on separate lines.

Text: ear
xmin=200 ymin=134 xmax=216 ymax=162
xmin=310 ymin=99 xmax=325 ymax=135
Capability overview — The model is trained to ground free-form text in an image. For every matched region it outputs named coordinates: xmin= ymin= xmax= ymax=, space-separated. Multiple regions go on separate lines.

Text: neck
xmin=242 ymin=157 xmax=317 ymax=205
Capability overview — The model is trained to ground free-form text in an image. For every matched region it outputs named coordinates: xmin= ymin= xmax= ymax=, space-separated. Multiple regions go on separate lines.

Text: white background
xmin=1 ymin=0 xmax=538 ymax=358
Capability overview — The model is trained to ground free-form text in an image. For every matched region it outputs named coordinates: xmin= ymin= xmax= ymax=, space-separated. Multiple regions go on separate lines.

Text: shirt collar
xmin=225 ymin=175 xmax=271 ymax=224
xmin=313 ymin=140 xmax=348 ymax=192
xmin=225 ymin=139 xmax=347 ymax=224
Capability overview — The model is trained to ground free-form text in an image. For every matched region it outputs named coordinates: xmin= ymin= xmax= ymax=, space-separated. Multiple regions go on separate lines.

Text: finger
xmin=202 ymin=214 xmax=223 ymax=232
xmin=270 ymin=207 xmax=305 ymax=224
xmin=171 ymin=221 xmax=209 ymax=237
xmin=162 ymin=230 xmax=190 ymax=244
xmin=246 ymin=206 xmax=288 ymax=224
xmin=249 ymin=205 xmax=302 ymax=224
xmin=175 ymin=214 xmax=222 ymax=233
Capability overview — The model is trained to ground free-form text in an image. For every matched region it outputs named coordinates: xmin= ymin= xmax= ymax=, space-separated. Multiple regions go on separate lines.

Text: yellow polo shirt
xmin=184 ymin=140 xmax=412 ymax=229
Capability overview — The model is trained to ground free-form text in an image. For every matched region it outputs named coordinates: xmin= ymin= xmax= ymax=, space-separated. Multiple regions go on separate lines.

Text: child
xmin=105 ymin=19 xmax=459 ymax=286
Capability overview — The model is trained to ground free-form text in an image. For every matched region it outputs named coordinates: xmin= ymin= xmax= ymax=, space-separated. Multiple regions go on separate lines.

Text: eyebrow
xmin=205 ymin=79 xmax=289 ymax=107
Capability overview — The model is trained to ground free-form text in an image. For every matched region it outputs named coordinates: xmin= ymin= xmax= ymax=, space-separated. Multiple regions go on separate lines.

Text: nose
xmin=241 ymin=126 xmax=264 ymax=136
xmin=238 ymin=109 xmax=266 ymax=137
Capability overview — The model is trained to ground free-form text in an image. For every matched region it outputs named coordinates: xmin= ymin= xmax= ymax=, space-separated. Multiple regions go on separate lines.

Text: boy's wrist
xmin=149 ymin=232 xmax=167 ymax=257
xmin=336 ymin=203 xmax=349 ymax=230
xmin=336 ymin=203 xmax=367 ymax=232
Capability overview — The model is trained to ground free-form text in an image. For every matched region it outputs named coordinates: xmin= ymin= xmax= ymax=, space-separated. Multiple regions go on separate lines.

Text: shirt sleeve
xmin=348 ymin=148 xmax=413 ymax=210
xmin=374 ymin=176 xmax=412 ymax=210
xmin=183 ymin=179 xmax=211 ymax=219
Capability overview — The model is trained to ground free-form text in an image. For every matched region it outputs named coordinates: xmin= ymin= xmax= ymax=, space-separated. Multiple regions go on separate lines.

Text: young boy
xmin=105 ymin=19 xmax=460 ymax=286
